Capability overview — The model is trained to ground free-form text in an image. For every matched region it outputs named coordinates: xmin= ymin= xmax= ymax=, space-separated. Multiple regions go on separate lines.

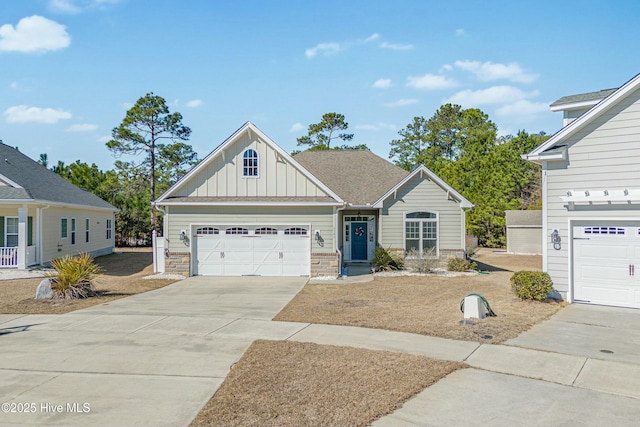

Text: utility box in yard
xmin=463 ymin=295 xmax=486 ymax=319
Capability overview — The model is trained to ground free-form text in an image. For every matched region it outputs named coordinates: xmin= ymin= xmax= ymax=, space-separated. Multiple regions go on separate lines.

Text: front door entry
xmin=351 ymin=222 xmax=368 ymax=260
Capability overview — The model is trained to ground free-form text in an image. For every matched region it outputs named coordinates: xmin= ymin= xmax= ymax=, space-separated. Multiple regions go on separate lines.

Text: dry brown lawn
xmin=0 ymin=248 xmax=178 ymax=314
xmin=192 ymin=250 xmax=565 ymax=427
xmin=191 ymin=340 xmax=464 ymax=427
xmin=275 ymin=249 xmax=564 ymax=344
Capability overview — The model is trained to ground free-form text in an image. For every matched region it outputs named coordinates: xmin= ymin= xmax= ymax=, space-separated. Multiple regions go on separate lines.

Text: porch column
xmin=17 ymin=207 xmax=27 ymax=269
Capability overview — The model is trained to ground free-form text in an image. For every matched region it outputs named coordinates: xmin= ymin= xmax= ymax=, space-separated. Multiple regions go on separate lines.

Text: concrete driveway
xmin=0 ymin=276 xmax=308 ymax=427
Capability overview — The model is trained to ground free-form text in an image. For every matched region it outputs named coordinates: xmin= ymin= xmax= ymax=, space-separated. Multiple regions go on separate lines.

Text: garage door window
xmin=284 ymin=227 xmax=308 ymax=235
xmin=196 ymin=227 xmax=219 ymax=235
xmin=226 ymin=227 xmax=248 ymax=235
xmin=256 ymin=227 xmax=278 ymax=235
xmin=584 ymin=226 xmax=625 ymax=235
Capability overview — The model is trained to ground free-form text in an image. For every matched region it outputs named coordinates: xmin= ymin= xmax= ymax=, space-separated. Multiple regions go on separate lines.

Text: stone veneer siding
xmin=165 ymin=251 xmax=190 ymax=277
xmin=311 ymin=252 xmax=340 ymax=277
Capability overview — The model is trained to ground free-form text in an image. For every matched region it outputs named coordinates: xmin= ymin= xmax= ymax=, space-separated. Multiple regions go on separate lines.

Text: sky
xmin=2 ymin=0 xmax=640 ymax=171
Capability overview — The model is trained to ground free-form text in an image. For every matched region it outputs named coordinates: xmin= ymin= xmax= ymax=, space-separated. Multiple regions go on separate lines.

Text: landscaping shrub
xmin=447 ymin=257 xmax=477 ymax=272
xmin=510 ymin=271 xmax=553 ymax=301
xmin=373 ymin=246 xmax=404 ymax=271
xmin=47 ymin=253 xmax=102 ymax=299
xmin=405 ymin=248 xmax=439 ymax=273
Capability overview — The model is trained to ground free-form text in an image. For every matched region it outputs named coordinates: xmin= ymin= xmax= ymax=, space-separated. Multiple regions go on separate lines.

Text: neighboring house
xmin=0 ymin=143 xmax=117 ymax=269
xmin=505 ymin=210 xmax=542 ymax=255
xmin=155 ymin=122 xmax=472 ymax=277
xmin=524 ymin=73 xmax=640 ymax=308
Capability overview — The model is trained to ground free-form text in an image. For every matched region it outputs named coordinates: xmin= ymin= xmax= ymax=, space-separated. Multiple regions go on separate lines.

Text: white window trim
xmin=85 ymin=218 xmax=90 ymax=243
xmin=242 ymin=148 xmax=259 ymax=178
xmin=61 ymin=217 xmax=68 ymax=239
xmin=403 ymin=210 xmax=439 ymax=257
xmin=106 ymin=218 xmax=112 ymax=240
xmin=71 ymin=217 xmax=76 ymax=245
xmin=5 ymin=217 xmax=18 ymax=247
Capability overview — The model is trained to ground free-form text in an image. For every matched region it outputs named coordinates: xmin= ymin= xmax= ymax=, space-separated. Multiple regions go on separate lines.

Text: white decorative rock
xmin=35 ymin=278 xmax=53 ymax=299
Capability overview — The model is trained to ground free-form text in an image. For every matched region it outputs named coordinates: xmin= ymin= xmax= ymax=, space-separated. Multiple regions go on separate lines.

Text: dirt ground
xmin=191 ymin=340 xmax=464 ymax=427
xmin=275 ymin=248 xmax=562 ymax=344
xmin=0 ymin=248 xmax=178 ymax=314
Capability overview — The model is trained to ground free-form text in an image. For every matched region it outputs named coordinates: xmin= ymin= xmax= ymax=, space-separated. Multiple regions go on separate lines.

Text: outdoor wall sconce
xmin=551 ymin=229 xmax=561 ymax=250
xmin=315 ymin=230 xmax=324 ymax=247
xmin=179 ymin=230 xmax=187 ymax=241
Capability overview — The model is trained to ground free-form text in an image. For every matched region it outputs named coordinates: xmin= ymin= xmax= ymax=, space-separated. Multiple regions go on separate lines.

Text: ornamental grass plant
xmin=47 ymin=253 xmax=102 ymax=299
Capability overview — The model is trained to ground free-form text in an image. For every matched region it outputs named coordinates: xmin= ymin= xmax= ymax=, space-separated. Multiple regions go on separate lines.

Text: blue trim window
xmin=243 ymin=149 xmax=258 ymax=177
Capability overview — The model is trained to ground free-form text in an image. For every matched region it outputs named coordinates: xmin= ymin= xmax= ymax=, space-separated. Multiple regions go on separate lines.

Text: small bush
xmin=373 ymin=246 xmax=404 ymax=271
xmin=511 ymin=271 xmax=553 ymax=301
xmin=447 ymin=257 xmax=477 ymax=272
xmin=405 ymin=248 xmax=438 ymax=273
xmin=47 ymin=253 xmax=102 ymax=299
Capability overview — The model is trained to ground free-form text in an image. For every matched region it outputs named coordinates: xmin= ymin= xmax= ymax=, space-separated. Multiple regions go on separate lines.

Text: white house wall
xmin=166 ymin=205 xmax=335 ymax=254
xmin=174 ymin=133 xmax=331 ymax=198
xmin=41 ymin=206 xmax=115 ymax=264
xmin=546 ymin=87 xmax=640 ymax=294
xmin=381 ymin=175 xmax=464 ymax=250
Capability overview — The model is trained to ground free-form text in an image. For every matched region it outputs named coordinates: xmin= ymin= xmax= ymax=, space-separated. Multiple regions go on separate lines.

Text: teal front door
xmin=351 ymin=222 xmax=367 ymax=260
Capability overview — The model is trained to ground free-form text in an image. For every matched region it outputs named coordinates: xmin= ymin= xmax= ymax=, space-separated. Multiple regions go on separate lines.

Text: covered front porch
xmin=0 ymin=206 xmax=38 ymax=269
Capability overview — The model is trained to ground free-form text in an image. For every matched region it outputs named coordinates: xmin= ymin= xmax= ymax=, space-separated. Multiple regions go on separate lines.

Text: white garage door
xmin=573 ymin=224 xmax=640 ymax=308
xmin=193 ymin=225 xmax=310 ymax=276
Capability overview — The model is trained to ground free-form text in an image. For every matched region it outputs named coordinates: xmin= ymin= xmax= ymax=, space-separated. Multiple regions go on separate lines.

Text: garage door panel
xmin=195 ymin=226 xmax=310 ymax=277
xmin=573 ymin=224 xmax=640 ymax=309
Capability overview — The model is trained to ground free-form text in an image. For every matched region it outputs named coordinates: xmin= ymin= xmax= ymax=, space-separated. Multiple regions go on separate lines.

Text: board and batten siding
xmin=166 ymin=206 xmax=336 ymax=254
xmin=41 ymin=206 xmax=115 ymax=264
xmin=545 ymin=87 xmax=640 ymax=294
xmin=173 ymin=133 xmax=330 ymax=199
xmin=380 ymin=175 xmax=464 ymax=252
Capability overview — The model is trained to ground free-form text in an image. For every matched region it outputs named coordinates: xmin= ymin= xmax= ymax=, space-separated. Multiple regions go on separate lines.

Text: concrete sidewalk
xmin=286 ymin=304 xmax=640 ymax=427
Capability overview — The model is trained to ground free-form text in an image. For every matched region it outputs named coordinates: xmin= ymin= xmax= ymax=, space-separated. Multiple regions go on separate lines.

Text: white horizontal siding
xmin=166 ymin=206 xmax=335 ymax=254
xmin=174 ymin=133 xmax=329 ymax=199
xmin=381 ymin=175 xmax=464 ymax=252
xmin=41 ymin=206 xmax=115 ymax=264
xmin=545 ymin=86 xmax=640 ymax=293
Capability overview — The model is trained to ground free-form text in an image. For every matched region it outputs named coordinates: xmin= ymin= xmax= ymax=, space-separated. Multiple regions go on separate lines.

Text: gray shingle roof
xmin=293 ymin=150 xmax=409 ymax=205
xmin=550 ymin=88 xmax=617 ymax=107
xmin=505 ymin=210 xmax=542 ymax=226
xmin=0 ymin=143 xmax=116 ymax=210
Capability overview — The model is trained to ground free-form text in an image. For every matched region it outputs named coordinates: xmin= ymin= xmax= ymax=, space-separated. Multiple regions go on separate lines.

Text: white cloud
xmin=186 ymin=99 xmax=203 ymax=108
xmin=495 ymin=99 xmax=549 ymax=117
xmin=305 ymin=42 xmax=341 ymax=58
xmin=289 ymin=122 xmax=305 ymax=133
xmin=67 ymin=123 xmax=97 ymax=132
xmin=380 ymin=41 xmax=413 ymax=51
xmin=373 ymin=78 xmax=392 ymax=89
xmin=48 ymin=0 xmax=121 ymax=14
xmin=97 ymin=135 xmax=111 ymax=143
xmin=407 ymin=74 xmax=458 ymax=90
xmin=454 ymin=60 xmax=538 ymax=83
xmin=48 ymin=0 xmax=81 ymax=14
xmin=445 ymin=85 xmax=538 ymax=106
xmin=355 ymin=122 xmax=396 ymax=131
xmin=0 ymin=15 xmax=70 ymax=53
xmin=9 ymin=81 xmax=18 ymax=89
xmin=455 ymin=28 xmax=465 ymax=36
xmin=4 ymin=105 xmax=72 ymax=124
xmin=364 ymin=33 xmax=380 ymax=42
xmin=384 ymin=98 xmax=419 ymax=107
